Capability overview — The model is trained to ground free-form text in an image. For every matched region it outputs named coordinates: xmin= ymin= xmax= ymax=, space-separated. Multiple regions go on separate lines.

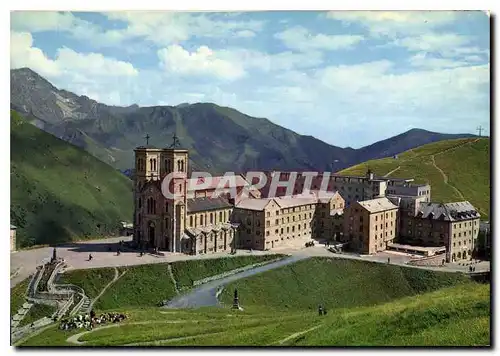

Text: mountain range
xmin=11 ymin=68 xmax=478 ymax=175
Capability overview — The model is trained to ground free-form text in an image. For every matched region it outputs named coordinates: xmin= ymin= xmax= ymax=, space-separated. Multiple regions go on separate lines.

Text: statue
xmin=232 ymin=289 xmax=241 ymax=310
xmin=51 ymin=248 xmax=57 ymax=263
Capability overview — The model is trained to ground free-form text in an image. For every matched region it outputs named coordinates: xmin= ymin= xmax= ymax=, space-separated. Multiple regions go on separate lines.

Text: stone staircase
xmin=11 ymin=259 xmax=92 ymax=343
xmin=79 ymin=296 xmax=92 ymax=314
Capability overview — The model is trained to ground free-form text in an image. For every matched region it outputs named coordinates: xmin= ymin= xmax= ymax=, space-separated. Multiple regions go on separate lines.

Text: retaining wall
xmin=193 ymin=257 xmax=284 ymax=286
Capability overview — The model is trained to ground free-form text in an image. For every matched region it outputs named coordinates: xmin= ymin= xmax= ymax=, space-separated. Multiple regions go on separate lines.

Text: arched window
xmin=138 ymin=198 xmax=142 ymax=208
xmin=210 ymin=213 xmax=214 ymax=224
xmin=150 ymin=159 xmax=153 ymax=170
xmin=177 ymin=160 xmax=181 ymax=172
xmin=200 ymin=215 xmax=204 ymax=225
xmin=180 ymin=160 xmax=184 ymax=172
xmin=219 ymin=211 xmax=223 ymax=222
xmin=153 ymin=159 xmax=157 ymax=171
xmin=153 ymin=199 xmax=156 ymax=214
xmin=190 ymin=216 xmax=193 ymax=227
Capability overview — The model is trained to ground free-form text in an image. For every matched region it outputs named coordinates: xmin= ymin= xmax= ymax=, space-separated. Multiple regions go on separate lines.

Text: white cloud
xmin=11 ymin=11 xmax=266 ymax=49
xmin=393 ymin=33 xmax=471 ymax=53
xmin=103 ymin=11 xmax=264 ymax=46
xmin=326 ymin=11 xmax=460 ymax=36
xmin=274 ymin=26 xmax=364 ymax=51
xmin=235 ymin=30 xmax=256 ymax=38
xmin=11 ymin=31 xmax=138 ymax=78
xmin=217 ymin=48 xmax=323 ymax=72
xmin=10 ymin=32 xmax=60 ymax=77
xmin=408 ymin=53 xmax=469 ymax=69
xmin=157 ymin=45 xmax=246 ymax=81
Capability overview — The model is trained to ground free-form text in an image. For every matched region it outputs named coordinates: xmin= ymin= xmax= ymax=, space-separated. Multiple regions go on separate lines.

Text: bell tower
xmin=133 ymin=134 xmax=162 ymax=245
xmin=161 ymin=134 xmax=189 ymax=252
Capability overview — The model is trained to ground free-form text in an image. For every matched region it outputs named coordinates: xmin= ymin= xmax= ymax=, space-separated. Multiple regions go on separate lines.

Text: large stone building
xmin=342 ymin=197 xmax=399 ymax=254
xmin=232 ymin=191 xmax=345 ymax=250
xmin=133 ymin=143 xmax=245 ymax=254
xmin=255 ymin=170 xmax=431 ymax=207
xmin=394 ymin=200 xmax=480 ymax=262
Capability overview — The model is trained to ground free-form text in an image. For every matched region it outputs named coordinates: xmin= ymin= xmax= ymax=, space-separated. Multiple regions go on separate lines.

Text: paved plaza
xmin=10 ymin=236 xmax=490 ymax=288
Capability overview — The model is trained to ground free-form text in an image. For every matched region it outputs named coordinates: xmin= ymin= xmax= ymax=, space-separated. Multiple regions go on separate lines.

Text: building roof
xmin=236 ymin=190 xmax=341 ymax=211
xmin=187 ymin=174 xmax=251 ymax=191
xmin=135 ymin=145 xmax=159 ymax=150
xmin=358 ymin=197 xmax=399 ymax=213
xmin=10 ymin=225 xmax=16 ymax=230
xmin=274 ymin=194 xmax=319 ymax=208
xmin=415 ymin=201 xmax=480 ymax=221
xmin=235 ymin=198 xmax=274 ymax=211
xmin=186 ymin=196 xmax=233 ymax=213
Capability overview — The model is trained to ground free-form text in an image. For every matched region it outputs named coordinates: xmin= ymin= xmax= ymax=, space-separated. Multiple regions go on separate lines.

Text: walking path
xmin=89 ymin=267 xmax=126 ymax=310
xmin=275 ymin=324 xmax=323 ymax=345
xmin=431 ymin=154 xmax=465 ymax=200
xmin=383 ymin=166 xmax=401 ymax=177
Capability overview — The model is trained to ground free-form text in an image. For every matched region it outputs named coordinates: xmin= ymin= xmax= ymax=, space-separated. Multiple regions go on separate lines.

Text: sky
xmin=10 ymin=10 xmax=490 ymax=148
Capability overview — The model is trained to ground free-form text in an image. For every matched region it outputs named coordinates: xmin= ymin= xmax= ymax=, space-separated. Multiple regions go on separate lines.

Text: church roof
xmin=186 ymin=196 xmax=233 ymax=213
xmin=135 ymin=145 xmax=159 ymax=150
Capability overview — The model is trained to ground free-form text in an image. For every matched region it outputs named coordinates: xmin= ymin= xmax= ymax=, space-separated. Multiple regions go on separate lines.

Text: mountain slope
xmin=10 ymin=110 xmax=133 ymax=248
xmin=11 ymin=68 xmax=477 ymax=174
xmin=340 ymin=138 xmax=490 ymax=219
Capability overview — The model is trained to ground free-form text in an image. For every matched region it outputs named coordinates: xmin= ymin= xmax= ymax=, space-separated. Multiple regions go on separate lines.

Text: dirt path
xmin=124 ymin=330 xmax=229 ymax=346
xmin=66 ymin=319 xmax=201 ymax=345
xmin=167 ymin=264 xmax=180 ymax=295
xmin=383 ymin=166 xmax=401 ymax=177
xmin=89 ymin=267 xmax=127 ymax=309
xmin=430 ymin=155 xmax=465 ymax=200
xmin=275 ymin=324 xmax=323 ymax=345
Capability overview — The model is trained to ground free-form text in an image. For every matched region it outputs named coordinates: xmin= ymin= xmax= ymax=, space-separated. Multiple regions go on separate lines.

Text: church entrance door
xmin=148 ymin=223 xmax=155 ymax=247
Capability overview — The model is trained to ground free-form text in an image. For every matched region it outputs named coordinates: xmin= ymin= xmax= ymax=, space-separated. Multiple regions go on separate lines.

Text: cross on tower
xmin=169 ymin=133 xmax=181 ymax=149
xmin=476 ymin=126 xmax=484 ymax=137
xmin=145 ymin=134 xmax=150 ymax=145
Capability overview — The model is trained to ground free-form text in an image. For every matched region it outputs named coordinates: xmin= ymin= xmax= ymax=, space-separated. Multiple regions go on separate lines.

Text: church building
xmin=133 ymin=136 xmax=243 ymax=255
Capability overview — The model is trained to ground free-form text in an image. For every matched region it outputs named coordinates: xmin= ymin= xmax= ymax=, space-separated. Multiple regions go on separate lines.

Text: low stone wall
xmin=407 ymin=254 xmax=446 ymax=267
xmin=57 ymin=295 xmax=75 ymax=319
xmin=69 ymin=294 xmax=86 ymax=317
xmin=192 ymin=257 xmax=284 ymax=286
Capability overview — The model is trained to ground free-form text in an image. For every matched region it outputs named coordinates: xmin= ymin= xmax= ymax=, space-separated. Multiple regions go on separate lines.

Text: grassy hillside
xmin=54 ymin=255 xmax=284 ymax=311
xmin=17 ymin=283 xmax=489 ymax=346
xmin=10 ymin=110 xmax=133 ymax=248
xmin=220 ymin=257 xmax=471 ymax=311
xmin=340 ymin=138 xmax=490 ymax=220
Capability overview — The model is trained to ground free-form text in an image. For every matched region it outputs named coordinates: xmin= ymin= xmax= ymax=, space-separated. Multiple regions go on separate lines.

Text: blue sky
xmin=10 ymin=11 xmax=490 ymax=148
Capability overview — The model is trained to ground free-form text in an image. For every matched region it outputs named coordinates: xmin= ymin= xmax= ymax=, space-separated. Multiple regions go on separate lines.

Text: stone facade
xmin=133 ymin=145 xmax=240 ymax=254
xmin=233 ymin=192 xmax=345 ymax=250
xmin=343 ymin=197 xmax=399 ymax=254
xmin=393 ymin=198 xmax=480 ymax=262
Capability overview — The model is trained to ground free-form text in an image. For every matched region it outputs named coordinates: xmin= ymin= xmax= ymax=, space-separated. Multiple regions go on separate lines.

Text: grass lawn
xmin=220 ymin=257 xmax=472 ymax=311
xmin=171 ymin=254 xmax=285 ymax=288
xmin=54 ymin=255 xmax=285 ymax=311
xmin=11 ymin=277 xmax=31 ymax=317
xmin=340 ymin=138 xmax=490 ymax=220
xmin=17 ymin=283 xmax=490 ymax=347
xmin=18 ymin=304 xmax=57 ymax=327
xmin=57 ymin=267 xmax=116 ymax=299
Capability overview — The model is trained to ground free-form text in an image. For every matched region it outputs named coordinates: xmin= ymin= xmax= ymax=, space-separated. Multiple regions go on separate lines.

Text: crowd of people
xmin=59 ymin=311 xmax=127 ymax=331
